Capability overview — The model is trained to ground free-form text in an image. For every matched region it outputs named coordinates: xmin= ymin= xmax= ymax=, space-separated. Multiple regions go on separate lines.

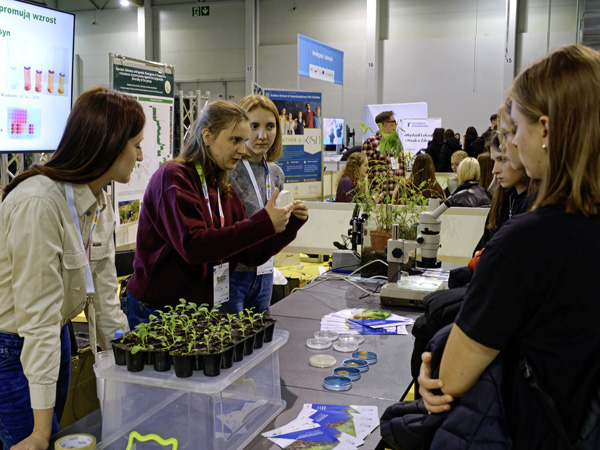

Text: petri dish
xmin=342 ymin=358 xmax=369 ymax=372
xmin=338 ymin=334 xmax=364 ymax=345
xmin=309 ymin=354 xmax=337 ymax=368
xmin=323 ymin=375 xmax=352 ymax=391
xmin=306 ymin=337 xmax=332 ymax=350
xmin=333 ymin=341 xmax=359 ymax=353
xmin=333 ymin=366 xmax=361 ymax=381
xmin=314 ymin=330 xmax=339 ymax=341
xmin=351 ymin=351 xmax=378 ymax=364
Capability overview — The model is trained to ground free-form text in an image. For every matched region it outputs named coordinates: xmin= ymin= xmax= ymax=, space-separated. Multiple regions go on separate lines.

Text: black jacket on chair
xmin=448 ymin=180 xmax=491 ymax=208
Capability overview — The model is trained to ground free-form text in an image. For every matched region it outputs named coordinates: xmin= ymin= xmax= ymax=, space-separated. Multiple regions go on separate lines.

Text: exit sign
xmin=192 ymin=6 xmax=210 ymax=16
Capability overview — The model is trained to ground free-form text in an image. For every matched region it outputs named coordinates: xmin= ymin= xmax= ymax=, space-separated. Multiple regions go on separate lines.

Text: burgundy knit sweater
xmin=127 ymin=162 xmax=304 ymax=308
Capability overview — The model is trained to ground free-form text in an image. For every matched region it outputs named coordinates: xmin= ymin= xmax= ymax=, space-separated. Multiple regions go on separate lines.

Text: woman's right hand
xmin=10 ymin=432 xmax=49 ymax=450
xmin=418 ymin=351 xmax=454 ymax=414
xmin=265 ymin=188 xmax=293 ymax=233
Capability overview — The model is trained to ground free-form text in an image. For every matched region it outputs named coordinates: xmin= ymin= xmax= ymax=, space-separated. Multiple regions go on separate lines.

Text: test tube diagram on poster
xmin=0 ymin=0 xmax=75 ymax=152
xmin=264 ymin=89 xmax=322 ymax=183
xmin=110 ymin=57 xmax=174 ymax=235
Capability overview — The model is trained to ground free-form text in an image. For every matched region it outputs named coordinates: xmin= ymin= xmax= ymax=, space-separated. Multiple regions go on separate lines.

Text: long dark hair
xmin=463 ymin=126 xmax=479 ymax=152
xmin=487 ymin=134 xmax=530 ymax=230
xmin=3 ymin=87 xmax=145 ymax=200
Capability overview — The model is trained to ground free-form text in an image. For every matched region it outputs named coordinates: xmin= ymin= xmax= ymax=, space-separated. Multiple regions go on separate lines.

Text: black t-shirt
xmin=456 ymin=204 xmax=600 ymax=449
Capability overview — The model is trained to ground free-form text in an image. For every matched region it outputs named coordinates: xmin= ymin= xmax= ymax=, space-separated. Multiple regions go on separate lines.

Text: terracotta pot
xmin=369 ymin=229 xmax=392 ymax=252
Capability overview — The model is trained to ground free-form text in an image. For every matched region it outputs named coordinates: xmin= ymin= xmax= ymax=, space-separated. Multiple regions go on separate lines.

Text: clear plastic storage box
xmin=94 ymin=330 xmax=289 ymax=450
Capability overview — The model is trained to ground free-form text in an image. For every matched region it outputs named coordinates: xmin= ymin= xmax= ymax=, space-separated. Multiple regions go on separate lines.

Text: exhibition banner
xmin=264 ymin=89 xmax=322 ymax=183
xmin=298 ymin=34 xmax=343 ymax=86
xmin=402 ymin=117 xmax=442 ymax=156
xmin=110 ymin=56 xmax=174 ymax=237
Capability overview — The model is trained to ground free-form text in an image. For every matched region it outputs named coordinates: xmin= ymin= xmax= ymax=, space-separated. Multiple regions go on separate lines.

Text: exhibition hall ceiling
xmin=32 ymin=0 xmax=239 ymax=12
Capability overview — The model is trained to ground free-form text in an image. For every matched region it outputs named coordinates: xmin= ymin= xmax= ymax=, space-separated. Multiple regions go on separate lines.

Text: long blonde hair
xmin=510 ymin=44 xmax=600 ymax=215
xmin=239 ymin=94 xmax=283 ymax=162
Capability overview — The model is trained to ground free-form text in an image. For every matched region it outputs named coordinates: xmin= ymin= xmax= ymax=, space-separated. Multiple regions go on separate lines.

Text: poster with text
xmin=402 ymin=117 xmax=442 ymax=157
xmin=264 ymin=89 xmax=322 ymax=183
xmin=111 ymin=59 xmax=174 ymax=238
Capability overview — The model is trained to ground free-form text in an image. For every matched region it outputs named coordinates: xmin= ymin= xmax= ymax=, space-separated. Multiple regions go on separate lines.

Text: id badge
xmin=257 ymin=257 xmax=274 ymax=276
xmin=213 ymin=262 xmax=230 ymax=305
xmin=391 ymin=158 xmax=400 ymax=170
xmin=87 ymin=297 xmax=98 ymax=356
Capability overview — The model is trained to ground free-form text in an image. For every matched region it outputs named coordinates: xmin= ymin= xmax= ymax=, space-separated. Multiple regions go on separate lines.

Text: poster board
xmin=264 ymin=89 xmax=323 ymax=199
xmin=109 ymin=54 xmax=174 ymax=247
xmin=402 ymin=117 xmax=442 ymax=157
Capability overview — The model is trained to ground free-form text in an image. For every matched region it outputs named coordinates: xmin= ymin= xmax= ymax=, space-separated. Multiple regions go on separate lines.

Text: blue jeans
xmin=124 ymin=291 xmax=164 ymax=330
xmin=222 ymin=271 xmax=273 ymax=315
xmin=0 ymin=324 xmax=70 ymax=450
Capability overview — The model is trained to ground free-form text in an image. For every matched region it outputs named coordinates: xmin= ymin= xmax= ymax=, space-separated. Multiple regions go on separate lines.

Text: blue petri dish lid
xmin=323 ymin=375 xmax=352 ymax=391
xmin=352 ymin=351 xmax=378 ymax=364
xmin=342 ymin=359 xmax=369 ymax=372
xmin=333 ymin=366 xmax=361 ymax=381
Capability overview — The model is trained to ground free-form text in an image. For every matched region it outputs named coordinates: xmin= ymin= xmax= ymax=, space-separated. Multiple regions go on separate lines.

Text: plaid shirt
xmin=361 ymin=131 xmax=406 ymax=198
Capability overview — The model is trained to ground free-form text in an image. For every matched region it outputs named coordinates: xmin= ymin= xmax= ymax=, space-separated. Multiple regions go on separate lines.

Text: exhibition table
xmin=52 ymin=275 xmax=424 ymax=450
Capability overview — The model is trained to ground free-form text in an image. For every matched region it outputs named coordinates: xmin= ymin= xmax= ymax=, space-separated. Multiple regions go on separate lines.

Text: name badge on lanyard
xmin=65 ymin=183 xmax=100 ymax=356
xmin=243 ymin=159 xmax=274 ymax=275
xmin=213 ymin=262 xmax=230 ymax=305
xmin=195 ymin=163 xmax=225 ymax=227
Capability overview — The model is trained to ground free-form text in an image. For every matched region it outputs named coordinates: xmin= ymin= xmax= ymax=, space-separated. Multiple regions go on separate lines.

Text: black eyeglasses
xmin=385 ymin=120 xmax=397 ymax=125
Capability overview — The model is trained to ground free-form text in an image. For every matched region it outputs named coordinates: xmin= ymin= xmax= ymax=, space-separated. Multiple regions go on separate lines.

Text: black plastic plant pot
xmin=111 ymin=341 xmax=127 ymax=366
xmin=125 ymin=349 xmax=145 ymax=373
xmin=263 ymin=320 xmax=276 ymax=343
xmin=233 ymin=340 xmax=244 ymax=362
xmin=201 ymin=353 xmax=222 ymax=377
xmin=152 ymin=349 xmax=171 ymax=372
xmin=221 ymin=345 xmax=234 ymax=369
xmin=171 ymin=354 xmax=194 ymax=378
xmin=144 ymin=350 xmax=154 ymax=366
xmin=253 ymin=328 xmax=266 ymax=349
xmin=194 ymin=353 xmax=203 ymax=371
xmin=243 ymin=334 xmax=256 ymax=356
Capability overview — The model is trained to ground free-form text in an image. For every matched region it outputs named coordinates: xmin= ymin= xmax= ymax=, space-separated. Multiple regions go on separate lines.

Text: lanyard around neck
xmin=195 ymin=163 xmax=225 ymax=227
xmin=242 ymin=157 xmax=271 ymax=208
xmin=65 ymin=183 xmax=99 ymax=295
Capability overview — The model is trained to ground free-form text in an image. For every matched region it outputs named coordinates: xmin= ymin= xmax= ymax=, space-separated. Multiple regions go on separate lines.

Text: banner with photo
xmin=264 ymin=89 xmax=322 ymax=184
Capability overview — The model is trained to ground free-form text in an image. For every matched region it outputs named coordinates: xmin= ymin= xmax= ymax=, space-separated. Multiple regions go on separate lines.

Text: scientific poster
xmin=110 ymin=58 xmax=174 ymax=237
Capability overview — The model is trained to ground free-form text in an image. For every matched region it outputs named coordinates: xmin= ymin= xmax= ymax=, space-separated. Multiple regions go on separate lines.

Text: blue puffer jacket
xmin=381 ymin=324 xmax=513 ymax=450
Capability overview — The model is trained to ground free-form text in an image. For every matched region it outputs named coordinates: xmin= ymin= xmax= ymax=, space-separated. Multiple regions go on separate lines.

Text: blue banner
xmin=264 ymin=89 xmax=322 ymax=183
xmin=298 ymin=34 xmax=344 ymax=86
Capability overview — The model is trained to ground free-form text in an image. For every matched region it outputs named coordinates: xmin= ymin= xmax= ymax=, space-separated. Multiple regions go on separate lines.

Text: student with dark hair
xmin=437 ymin=128 xmax=462 ymax=172
xmin=393 ymin=153 xmax=445 ymax=203
xmin=474 ymin=133 xmax=529 ymax=252
xmin=418 ymin=45 xmax=600 ymax=449
xmin=425 ymin=127 xmax=445 ymax=169
xmin=125 ymin=100 xmax=308 ymax=327
xmin=482 ymin=113 xmax=499 ymax=145
xmin=463 ymin=126 xmax=485 ymax=158
xmin=361 ymin=110 xmax=406 ymax=198
xmin=0 ymin=87 xmax=142 ymax=450
xmin=302 ymin=102 xmax=315 ymax=129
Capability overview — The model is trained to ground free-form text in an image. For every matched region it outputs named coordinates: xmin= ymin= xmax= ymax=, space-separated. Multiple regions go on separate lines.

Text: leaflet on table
xmin=262 ymin=404 xmax=379 ymax=450
xmin=320 ymin=308 xmax=414 ymax=335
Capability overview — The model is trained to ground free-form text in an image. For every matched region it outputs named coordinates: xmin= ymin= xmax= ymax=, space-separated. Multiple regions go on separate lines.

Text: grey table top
xmin=244 ymin=275 xmax=424 ymax=450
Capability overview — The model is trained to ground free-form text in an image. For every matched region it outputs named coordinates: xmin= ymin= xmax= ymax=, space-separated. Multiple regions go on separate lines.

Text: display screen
xmin=0 ymin=0 xmax=74 ymax=153
xmin=323 ymin=118 xmax=344 ymax=145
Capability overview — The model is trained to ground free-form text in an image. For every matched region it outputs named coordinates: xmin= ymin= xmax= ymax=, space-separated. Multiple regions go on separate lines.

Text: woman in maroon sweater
xmin=125 ymin=100 xmax=308 ymax=327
